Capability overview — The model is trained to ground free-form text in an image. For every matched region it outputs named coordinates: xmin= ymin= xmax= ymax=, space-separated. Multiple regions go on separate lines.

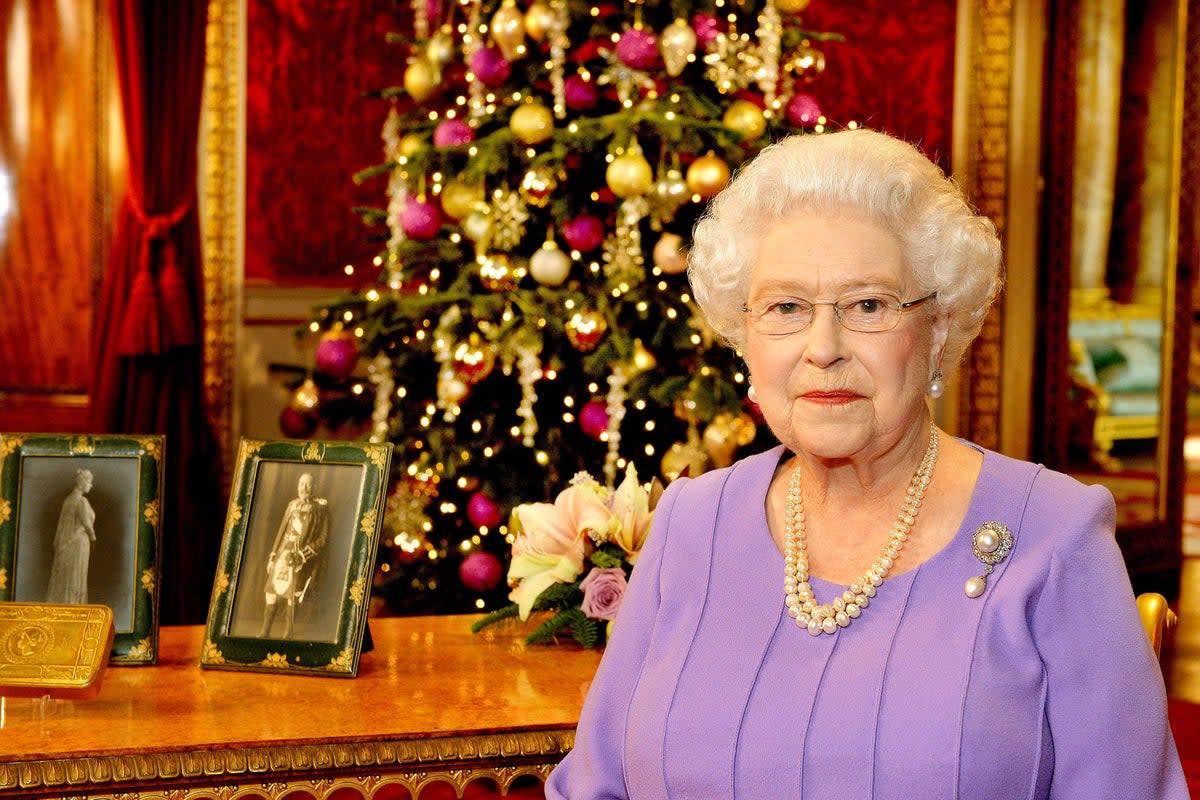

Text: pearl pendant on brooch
xmin=964 ymin=521 xmax=1014 ymax=598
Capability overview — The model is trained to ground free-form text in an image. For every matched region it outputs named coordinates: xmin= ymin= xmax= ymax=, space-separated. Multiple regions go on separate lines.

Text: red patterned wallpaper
xmin=245 ymin=1 xmax=398 ymax=286
xmin=243 ymin=0 xmax=958 ymax=287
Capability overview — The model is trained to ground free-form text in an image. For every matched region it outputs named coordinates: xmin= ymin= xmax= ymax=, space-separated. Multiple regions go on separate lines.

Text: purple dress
xmin=546 ymin=445 xmax=1188 ymax=799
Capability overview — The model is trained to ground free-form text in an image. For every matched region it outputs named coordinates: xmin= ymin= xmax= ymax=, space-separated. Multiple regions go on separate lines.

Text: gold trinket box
xmin=0 ymin=603 xmax=114 ymax=699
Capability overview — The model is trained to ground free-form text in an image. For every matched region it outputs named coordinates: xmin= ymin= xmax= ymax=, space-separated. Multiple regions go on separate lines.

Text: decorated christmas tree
xmin=284 ymin=0 xmax=839 ymax=615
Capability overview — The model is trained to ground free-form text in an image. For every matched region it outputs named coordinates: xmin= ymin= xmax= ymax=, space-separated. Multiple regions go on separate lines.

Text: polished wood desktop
xmin=0 ymin=615 xmax=602 ymax=799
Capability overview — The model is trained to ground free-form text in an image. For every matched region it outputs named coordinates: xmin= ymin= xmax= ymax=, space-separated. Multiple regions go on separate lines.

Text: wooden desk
xmin=0 ymin=615 xmax=602 ymax=799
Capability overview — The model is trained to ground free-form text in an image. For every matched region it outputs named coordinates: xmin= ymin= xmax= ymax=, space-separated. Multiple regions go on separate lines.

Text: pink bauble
xmin=691 ymin=12 xmax=720 ymax=47
xmin=433 ymin=118 xmax=474 ymax=148
xmin=466 ymin=491 xmax=504 ymax=528
xmin=562 ymin=213 xmax=605 ymax=252
xmin=459 ymin=551 xmax=504 ymax=592
xmin=564 ymin=75 xmax=599 ymax=110
xmin=616 ymin=28 xmax=658 ymax=70
xmin=469 ymin=46 xmax=511 ymax=88
xmin=279 ymin=406 xmax=318 ymax=438
xmin=314 ymin=335 xmax=359 ymax=378
xmin=786 ymin=93 xmax=823 ymax=128
xmin=579 ymin=399 xmax=609 ymax=439
xmin=401 ymin=199 xmax=443 ymax=240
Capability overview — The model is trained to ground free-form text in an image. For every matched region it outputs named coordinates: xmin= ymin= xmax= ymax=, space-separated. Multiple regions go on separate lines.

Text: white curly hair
xmin=687 ymin=128 xmax=1003 ymax=367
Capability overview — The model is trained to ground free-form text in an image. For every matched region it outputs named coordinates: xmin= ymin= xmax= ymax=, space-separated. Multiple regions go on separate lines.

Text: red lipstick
xmin=801 ymin=390 xmax=862 ymax=405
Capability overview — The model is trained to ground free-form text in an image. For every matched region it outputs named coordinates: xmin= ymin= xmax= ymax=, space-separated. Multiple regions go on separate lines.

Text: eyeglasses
xmin=742 ymin=291 xmax=937 ymax=336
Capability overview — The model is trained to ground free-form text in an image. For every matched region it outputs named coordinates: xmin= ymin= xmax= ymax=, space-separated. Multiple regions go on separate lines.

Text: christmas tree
xmin=284 ymin=0 xmax=839 ymax=615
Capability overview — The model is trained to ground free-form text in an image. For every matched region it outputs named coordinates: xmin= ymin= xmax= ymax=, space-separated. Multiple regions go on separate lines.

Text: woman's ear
xmin=929 ymin=312 xmax=952 ymax=367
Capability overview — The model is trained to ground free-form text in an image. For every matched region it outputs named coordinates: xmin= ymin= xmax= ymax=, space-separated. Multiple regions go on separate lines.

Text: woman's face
xmin=77 ymin=471 xmax=93 ymax=493
xmin=742 ymin=211 xmax=949 ymax=461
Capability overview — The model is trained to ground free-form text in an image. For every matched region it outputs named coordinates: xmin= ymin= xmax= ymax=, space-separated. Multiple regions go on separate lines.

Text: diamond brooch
xmin=964 ymin=521 xmax=1013 ymax=598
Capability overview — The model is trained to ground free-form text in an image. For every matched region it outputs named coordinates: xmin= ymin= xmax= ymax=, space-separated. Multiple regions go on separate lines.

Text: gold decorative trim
xmin=213 ymin=570 xmax=230 ymax=597
xmin=201 ymin=638 xmax=225 ymax=665
xmin=302 ymin=441 xmax=325 ymax=462
xmin=348 ymin=576 xmax=366 ymax=607
xmin=955 ymin=0 xmax=1011 ymax=450
xmin=202 ymin=0 xmax=242 ymax=493
xmin=143 ymin=498 xmax=160 ymax=528
xmin=359 ymin=507 xmax=378 ymax=537
xmin=137 ymin=436 xmax=163 ymax=460
xmin=0 ymin=499 xmax=9 ymax=527
xmin=71 ymin=435 xmax=95 ymax=455
xmin=0 ymin=730 xmax=575 ymax=794
xmin=0 ymin=568 xmax=6 ymax=590
xmin=366 ymin=445 xmax=389 ymax=471
xmin=140 ymin=568 xmax=156 ymax=595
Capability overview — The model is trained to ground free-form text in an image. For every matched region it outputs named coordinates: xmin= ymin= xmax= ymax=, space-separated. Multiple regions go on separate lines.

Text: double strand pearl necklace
xmin=783 ymin=424 xmax=939 ymax=636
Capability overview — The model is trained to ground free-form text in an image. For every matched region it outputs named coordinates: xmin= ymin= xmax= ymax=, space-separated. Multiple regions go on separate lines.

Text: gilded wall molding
xmin=201 ymin=0 xmax=243 ymax=488
xmin=0 ymin=730 xmax=574 ymax=795
xmin=955 ymin=0 xmax=1012 ymax=451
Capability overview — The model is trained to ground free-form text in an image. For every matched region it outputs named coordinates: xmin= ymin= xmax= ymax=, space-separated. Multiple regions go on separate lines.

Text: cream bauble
xmin=660 ymin=18 xmax=697 ymax=77
xmin=510 ymin=102 xmax=555 ymax=145
xmin=529 ymin=241 xmax=571 ymax=286
xmin=652 ymin=233 xmax=688 ymax=275
xmin=462 ymin=209 xmax=492 ymax=243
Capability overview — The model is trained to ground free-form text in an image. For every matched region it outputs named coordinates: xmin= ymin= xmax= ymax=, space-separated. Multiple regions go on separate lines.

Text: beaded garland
xmin=784 ymin=424 xmax=940 ymax=636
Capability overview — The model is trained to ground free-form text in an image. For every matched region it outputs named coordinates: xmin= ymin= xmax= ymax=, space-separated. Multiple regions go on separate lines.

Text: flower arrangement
xmin=472 ymin=465 xmax=659 ymax=647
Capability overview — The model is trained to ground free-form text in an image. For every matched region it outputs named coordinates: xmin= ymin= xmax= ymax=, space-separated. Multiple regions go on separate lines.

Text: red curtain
xmin=92 ymin=0 xmax=220 ymax=624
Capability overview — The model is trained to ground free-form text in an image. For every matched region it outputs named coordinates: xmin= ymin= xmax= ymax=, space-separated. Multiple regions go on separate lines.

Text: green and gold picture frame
xmin=201 ymin=438 xmax=392 ymax=677
xmin=0 ymin=433 xmax=164 ymax=664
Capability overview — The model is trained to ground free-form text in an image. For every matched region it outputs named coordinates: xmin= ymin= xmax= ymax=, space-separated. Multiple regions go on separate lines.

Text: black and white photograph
xmin=202 ymin=438 xmax=390 ymax=677
xmin=13 ymin=456 xmax=138 ymax=632
xmin=228 ymin=461 xmax=364 ymax=643
xmin=0 ymin=434 xmax=165 ymax=664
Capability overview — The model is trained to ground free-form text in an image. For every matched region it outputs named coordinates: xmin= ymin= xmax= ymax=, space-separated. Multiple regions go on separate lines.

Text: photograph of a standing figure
xmin=45 ymin=468 xmax=97 ymax=604
xmin=259 ymin=473 xmax=330 ymax=639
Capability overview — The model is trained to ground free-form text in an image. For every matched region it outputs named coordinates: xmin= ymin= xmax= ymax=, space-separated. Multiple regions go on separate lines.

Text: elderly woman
xmin=546 ymin=129 xmax=1186 ymax=798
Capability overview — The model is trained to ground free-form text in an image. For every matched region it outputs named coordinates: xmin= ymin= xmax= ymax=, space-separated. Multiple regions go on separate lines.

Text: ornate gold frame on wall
xmin=201 ymin=0 xmax=243 ymax=486
xmin=199 ymin=0 xmax=1019 ymax=473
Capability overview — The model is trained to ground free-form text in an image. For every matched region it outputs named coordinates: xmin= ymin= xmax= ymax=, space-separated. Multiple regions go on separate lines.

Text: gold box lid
xmin=0 ymin=603 xmax=114 ymax=699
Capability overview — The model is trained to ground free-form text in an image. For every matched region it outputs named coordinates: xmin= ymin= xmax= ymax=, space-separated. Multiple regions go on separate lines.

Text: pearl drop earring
xmin=747 ymin=383 xmax=759 ymax=403
xmin=929 ymin=369 xmax=945 ymax=399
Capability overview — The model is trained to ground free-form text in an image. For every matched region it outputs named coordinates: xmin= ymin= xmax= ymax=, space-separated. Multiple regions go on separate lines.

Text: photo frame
xmin=201 ymin=437 xmax=392 ymax=677
xmin=0 ymin=433 xmax=164 ymax=664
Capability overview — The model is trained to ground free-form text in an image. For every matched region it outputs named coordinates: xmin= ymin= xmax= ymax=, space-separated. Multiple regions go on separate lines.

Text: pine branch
xmin=470 ymin=603 xmax=521 ymax=632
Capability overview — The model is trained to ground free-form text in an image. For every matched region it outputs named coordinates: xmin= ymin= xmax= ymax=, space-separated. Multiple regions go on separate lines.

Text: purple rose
xmin=579 ymin=567 xmax=628 ymax=621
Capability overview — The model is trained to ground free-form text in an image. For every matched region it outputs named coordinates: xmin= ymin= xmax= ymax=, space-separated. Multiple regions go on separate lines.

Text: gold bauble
xmin=291 ymin=378 xmax=320 ymax=411
xmin=702 ymin=421 xmax=738 ymax=469
xmin=686 ymin=152 xmax=731 ymax=199
xmin=565 ymin=310 xmax=608 ymax=352
xmin=524 ymin=1 xmax=556 ymax=42
xmin=661 ymin=440 xmax=710 ymax=481
xmin=775 ymin=0 xmax=812 ymax=11
xmin=403 ymin=57 xmax=440 ymax=102
xmin=519 ymin=165 xmax=558 ymax=208
xmin=426 ymin=27 xmax=456 ymax=65
xmin=440 ymin=179 xmax=484 ymax=221
xmin=784 ymin=44 xmax=827 ymax=83
xmin=452 ymin=333 xmax=496 ymax=384
xmin=510 ymin=102 xmax=555 ymax=145
xmin=652 ymin=232 xmax=688 ymax=275
xmin=398 ymin=133 xmax=426 ymax=159
xmin=660 ymin=18 xmax=697 ymax=77
xmin=723 ymin=99 xmax=767 ymax=141
xmin=629 ymin=338 xmax=658 ymax=375
xmin=491 ymin=0 xmax=527 ymax=61
xmin=478 ymin=253 xmax=517 ymax=291
xmin=606 ymin=147 xmax=654 ymax=199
